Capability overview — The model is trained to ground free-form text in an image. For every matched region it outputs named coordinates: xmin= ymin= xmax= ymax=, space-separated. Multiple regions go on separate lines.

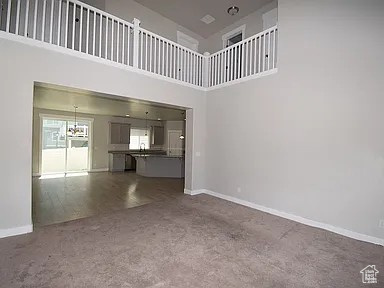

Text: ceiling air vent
xmin=200 ymin=15 xmax=215 ymax=25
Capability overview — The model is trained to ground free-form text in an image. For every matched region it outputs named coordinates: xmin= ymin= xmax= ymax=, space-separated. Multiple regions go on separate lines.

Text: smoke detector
xmin=201 ymin=15 xmax=215 ymax=24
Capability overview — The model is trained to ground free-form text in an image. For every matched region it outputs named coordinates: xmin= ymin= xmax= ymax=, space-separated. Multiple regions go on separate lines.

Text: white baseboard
xmin=200 ymin=189 xmax=384 ymax=246
xmin=89 ymin=168 xmax=109 ymax=173
xmin=184 ymin=189 xmax=204 ymax=196
xmin=0 ymin=225 xmax=33 ymax=239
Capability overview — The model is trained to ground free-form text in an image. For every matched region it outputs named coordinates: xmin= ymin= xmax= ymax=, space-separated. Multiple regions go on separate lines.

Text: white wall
xmin=32 ymin=108 xmax=166 ymax=174
xmin=200 ymin=0 xmax=278 ymax=53
xmin=206 ymin=0 xmax=384 ymax=240
xmin=0 ymin=36 xmax=206 ymax=232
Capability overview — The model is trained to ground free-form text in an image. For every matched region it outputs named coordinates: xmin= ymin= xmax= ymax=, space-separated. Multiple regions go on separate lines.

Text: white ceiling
xmin=134 ymin=0 xmax=273 ymax=38
xmin=33 ymin=84 xmax=186 ymax=121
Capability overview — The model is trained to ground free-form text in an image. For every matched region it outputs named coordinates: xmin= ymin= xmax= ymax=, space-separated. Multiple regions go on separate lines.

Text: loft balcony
xmin=0 ymin=0 xmax=278 ymax=90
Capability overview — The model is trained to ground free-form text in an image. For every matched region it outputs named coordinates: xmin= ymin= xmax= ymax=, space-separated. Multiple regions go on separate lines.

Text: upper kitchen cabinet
xmin=110 ymin=123 xmax=131 ymax=144
xmin=152 ymin=126 xmax=165 ymax=146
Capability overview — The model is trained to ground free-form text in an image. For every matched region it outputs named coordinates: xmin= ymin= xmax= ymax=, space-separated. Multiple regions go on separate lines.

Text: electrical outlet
xmin=379 ymin=220 xmax=384 ymax=229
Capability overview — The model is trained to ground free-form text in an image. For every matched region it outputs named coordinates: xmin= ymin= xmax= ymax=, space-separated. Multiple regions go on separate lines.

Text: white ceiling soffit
xmin=133 ymin=0 xmax=273 ymax=38
xmin=33 ymin=84 xmax=186 ymax=121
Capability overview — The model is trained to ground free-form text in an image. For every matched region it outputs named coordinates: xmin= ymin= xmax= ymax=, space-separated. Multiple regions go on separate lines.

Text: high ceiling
xmin=33 ymin=84 xmax=186 ymax=121
xmin=134 ymin=0 xmax=273 ymax=38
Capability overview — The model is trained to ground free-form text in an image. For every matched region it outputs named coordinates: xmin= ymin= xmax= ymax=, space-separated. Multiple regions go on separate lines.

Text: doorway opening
xmin=33 ymin=83 xmax=190 ymax=227
xmin=40 ymin=116 xmax=92 ymax=175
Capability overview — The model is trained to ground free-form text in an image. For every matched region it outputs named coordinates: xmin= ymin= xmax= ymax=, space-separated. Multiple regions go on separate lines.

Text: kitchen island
xmin=132 ymin=154 xmax=185 ymax=178
xmin=108 ymin=150 xmax=166 ymax=172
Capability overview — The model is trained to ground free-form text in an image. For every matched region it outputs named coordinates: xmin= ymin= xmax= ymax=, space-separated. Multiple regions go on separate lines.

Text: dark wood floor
xmin=32 ymin=172 xmax=184 ymax=227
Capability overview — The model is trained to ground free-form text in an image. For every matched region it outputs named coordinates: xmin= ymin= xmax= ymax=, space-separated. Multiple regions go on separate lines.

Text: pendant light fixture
xmin=68 ymin=105 xmax=79 ymax=136
xmin=179 ymin=111 xmax=185 ymax=140
xmin=145 ymin=111 xmax=148 ymax=136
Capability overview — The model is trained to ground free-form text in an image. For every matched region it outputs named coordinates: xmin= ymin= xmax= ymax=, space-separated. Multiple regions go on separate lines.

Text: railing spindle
xmin=24 ymin=0 xmax=30 ymax=37
xmin=187 ymin=52 xmax=190 ymax=83
xmin=273 ymin=28 xmax=276 ymax=68
xmin=15 ymin=0 xmax=21 ymax=35
xmin=86 ymin=8 xmax=89 ymax=53
xmin=149 ymin=35 xmax=152 ymax=72
xmin=99 ymin=13 xmax=103 ymax=58
xmin=111 ymin=18 xmax=114 ymax=60
xmin=268 ymin=32 xmax=271 ymax=70
xmin=42 ymin=0 xmax=47 ymax=41
xmin=179 ymin=48 xmax=182 ymax=81
xmin=254 ymin=39 xmax=257 ymax=74
xmin=122 ymin=24 xmax=125 ymax=64
xmin=157 ymin=38 xmax=161 ymax=74
xmin=6 ymin=0 xmax=11 ymax=32
xmin=49 ymin=0 xmax=54 ymax=43
xmin=258 ymin=36 xmax=261 ymax=73
xmin=105 ymin=17 xmax=108 ymax=58
xmin=140 ymin=30 xmax=143 ymax=68
xmin=65 ymin=0 xmax=69 ymax=47
xmin=71 ymin=1 xmax=75 ymax=49
xmin=116 ymin=22 xmax=119 ymax=63
xmin=262 ymin=33 xmax=266 ymax=72
xmin=92 ymin=11 xmax=96 ymax=55
xmin=161 ymin=40 xmax=165 ymax=76
xmin=165 ymin=43 xmax=169 ymax=77
xmin=33 ymin=0 xmax=38 ymax=38
xmin=57 ymin=0 xmax=62 ymax=44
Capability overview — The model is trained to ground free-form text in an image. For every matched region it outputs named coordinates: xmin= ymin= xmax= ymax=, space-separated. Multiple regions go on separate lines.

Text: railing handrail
xmin=209 ymin=25 xmax=278 ymax=58
xmin=138 ymin=26 xmax=203 ymax=57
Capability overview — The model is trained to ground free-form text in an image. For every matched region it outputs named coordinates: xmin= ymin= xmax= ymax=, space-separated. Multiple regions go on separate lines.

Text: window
xmin=129 ymin=128 xmax=149 ymax=150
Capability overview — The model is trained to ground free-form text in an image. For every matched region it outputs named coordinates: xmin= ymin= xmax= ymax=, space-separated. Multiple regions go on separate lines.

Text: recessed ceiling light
xmin=201 ymin=14 xmax=215 ymax=24
xmin=125 ymin=114 xmax=130 ymax=117
xmin=227 ymin=6 xmax=239 ymax=16
xmin=157 ymin=118 xmax=162 ymax=121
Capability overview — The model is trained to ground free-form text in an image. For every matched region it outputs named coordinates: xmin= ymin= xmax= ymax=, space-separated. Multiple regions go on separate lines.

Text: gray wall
xmin=206 ymin=0 xmax=384 ymax=240
xmin=0 ymin=36 xmax=206 ymax=232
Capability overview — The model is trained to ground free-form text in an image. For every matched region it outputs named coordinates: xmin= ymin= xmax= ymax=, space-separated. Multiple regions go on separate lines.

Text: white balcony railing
xmin=0 ymin=0 xmax=278 ymax=89
xmin=208 ymin=26 xmax=278 ymax=87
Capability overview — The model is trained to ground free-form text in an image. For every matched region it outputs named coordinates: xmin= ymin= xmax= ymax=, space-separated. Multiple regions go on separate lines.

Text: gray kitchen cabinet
xmin=120 ymin=124 xmax=130 ymax=144
xmin=109 ymin=153 xmax=126 ymax=172
xmin=152 ymin=126 xmax=164 ymax=145
xmin=110 ymin=123 xmax=130 ymax=144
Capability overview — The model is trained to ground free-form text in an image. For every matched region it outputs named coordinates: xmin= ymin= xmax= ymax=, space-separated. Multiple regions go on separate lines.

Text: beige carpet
xmin=0 ymin=194 xmax=383 ymax=287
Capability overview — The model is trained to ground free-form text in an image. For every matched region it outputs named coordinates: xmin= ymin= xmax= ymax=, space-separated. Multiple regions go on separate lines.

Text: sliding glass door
xmin=41 ymin=117 xmax=90 ymax=174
